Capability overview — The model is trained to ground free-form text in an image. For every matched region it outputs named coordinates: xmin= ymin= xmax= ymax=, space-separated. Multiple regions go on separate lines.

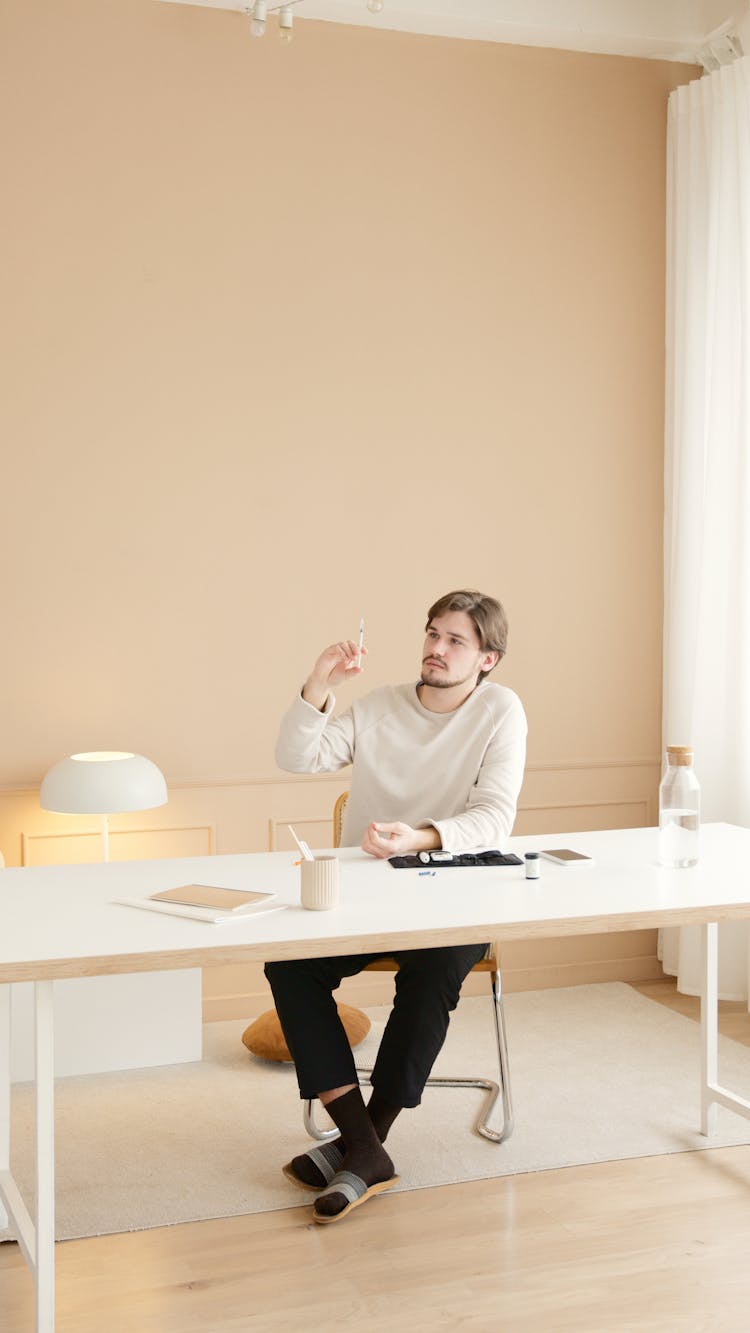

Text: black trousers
xmin=264 ymin=942 xmax=487 ymax=1109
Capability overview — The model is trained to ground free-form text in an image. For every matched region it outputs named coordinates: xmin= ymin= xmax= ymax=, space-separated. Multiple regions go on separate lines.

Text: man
xmin=266 ymin=589 xmax=527 ymax=1224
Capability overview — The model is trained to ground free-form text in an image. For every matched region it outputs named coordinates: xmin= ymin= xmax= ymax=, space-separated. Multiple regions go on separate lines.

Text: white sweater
xmin=275 ymin=681 xmax=527 ymax=851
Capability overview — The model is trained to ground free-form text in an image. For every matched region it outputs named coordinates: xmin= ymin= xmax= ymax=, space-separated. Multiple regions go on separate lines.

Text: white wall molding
xmin=0 ymin=758 xmax=660 ymax=797
xmin=525 ymin=758 xmax=660 ymax=773
xmin=267 ymin=815 xmax=333 ymax=852
xmin=519 ymin=796 xmax=650 ymax=816
xmin=21 ymin=824 xmax=215 ymax=868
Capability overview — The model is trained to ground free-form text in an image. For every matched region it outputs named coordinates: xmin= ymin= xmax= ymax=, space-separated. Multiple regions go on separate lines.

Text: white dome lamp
xmin=40 ymin=751 xmax=168 ymax=862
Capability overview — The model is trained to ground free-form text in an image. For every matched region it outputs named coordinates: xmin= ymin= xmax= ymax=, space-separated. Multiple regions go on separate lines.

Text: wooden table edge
xmin=4 ymin=902 xmax=750 ymax=982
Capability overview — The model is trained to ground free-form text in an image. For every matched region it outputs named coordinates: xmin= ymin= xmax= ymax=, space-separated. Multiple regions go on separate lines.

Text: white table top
xmin=2 ymin=823 xmax=750 ymax=983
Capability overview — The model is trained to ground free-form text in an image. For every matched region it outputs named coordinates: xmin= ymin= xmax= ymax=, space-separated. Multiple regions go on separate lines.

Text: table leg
xmin=0 ymin=984 xmax=9 ymax=1231
xmin=0 ymin=983 xmax=55 ymax=1330
xmin=34 ymin=980 xmax=56 ymax=1333
xmin=700 ymin=921 xmax=718 ymax=1136
xmin=699 ymin=920 xmax=750 ymax=1134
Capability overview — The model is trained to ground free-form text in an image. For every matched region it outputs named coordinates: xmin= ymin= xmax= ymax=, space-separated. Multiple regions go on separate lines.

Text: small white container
xmin=524 ymin=852 xmax=540 ymax=880
xmin=300 ymin=856 xmax=340 ymax=910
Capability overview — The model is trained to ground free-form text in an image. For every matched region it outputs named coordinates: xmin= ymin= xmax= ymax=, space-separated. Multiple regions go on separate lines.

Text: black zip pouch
xmin=388 ymin=851 xmax=523 ymax=869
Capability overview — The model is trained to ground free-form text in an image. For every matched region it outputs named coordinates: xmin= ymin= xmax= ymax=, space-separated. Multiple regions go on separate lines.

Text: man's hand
xmin=361 ymin=821 xmax=441 ymax=859
xmin=302 ymin=642 xmax=368 ymax=711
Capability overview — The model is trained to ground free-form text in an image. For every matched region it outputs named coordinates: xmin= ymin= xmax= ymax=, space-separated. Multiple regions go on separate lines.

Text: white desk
xmin=3 ymin=822 xmax=750 ymax=1332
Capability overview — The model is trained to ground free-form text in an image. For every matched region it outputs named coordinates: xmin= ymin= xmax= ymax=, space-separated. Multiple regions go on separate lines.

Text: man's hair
xmin=426 ymin=589 xmax=508 ymax=682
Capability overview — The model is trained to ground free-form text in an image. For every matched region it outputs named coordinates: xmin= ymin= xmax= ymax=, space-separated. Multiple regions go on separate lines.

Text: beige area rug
xmin=3 ymin=982 xmax=750 ymax=1243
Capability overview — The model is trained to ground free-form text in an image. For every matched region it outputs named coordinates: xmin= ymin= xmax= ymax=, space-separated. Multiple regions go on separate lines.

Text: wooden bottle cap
xmin=666 ymin=745 xmax=694 ymax=765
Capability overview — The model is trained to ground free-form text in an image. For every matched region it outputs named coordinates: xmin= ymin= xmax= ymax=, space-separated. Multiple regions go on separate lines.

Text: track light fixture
xmin=278 ymin=5 xmax=294 ymax=43
xmin=245 ymin=0 xmax=383 ymax=42
xmin=248 ymin=0 xmax=267 ymax=37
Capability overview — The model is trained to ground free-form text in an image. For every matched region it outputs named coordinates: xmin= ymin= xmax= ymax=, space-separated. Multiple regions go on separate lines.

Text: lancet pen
xmin=288 ymin=825 xmax=314 ymax=861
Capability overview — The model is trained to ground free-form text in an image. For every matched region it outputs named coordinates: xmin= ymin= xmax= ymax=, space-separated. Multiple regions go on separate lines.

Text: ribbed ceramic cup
xmin=300 ymin=856 xmax=340 ymax=910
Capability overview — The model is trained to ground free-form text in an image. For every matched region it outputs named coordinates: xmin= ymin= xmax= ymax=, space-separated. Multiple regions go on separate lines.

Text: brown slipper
xmin=282 ymin=1163 xmax=320 ymax=1192
xmin=313 ymin=1170 xmax=400 ymax=1224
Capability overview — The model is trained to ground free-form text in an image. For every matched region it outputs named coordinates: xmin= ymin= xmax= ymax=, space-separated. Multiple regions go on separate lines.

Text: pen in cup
xmin=288 ymin=825 xmax=314 ymax=861
xmin=357 ymin=616 xmax=365 ymax=669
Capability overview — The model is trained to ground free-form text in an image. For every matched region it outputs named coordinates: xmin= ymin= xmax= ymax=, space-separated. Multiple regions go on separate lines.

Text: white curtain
xmin=660 ymin=57 xmax=750 ymax=1000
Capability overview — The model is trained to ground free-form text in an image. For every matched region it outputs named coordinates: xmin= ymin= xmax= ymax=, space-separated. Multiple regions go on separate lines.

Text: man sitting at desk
xmin=266 ymin=588 xmax=527 ymax=1223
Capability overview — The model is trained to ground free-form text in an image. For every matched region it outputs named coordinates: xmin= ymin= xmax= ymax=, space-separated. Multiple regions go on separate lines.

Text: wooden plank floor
xmin=2 ymin=980 xmax=750 ymax=1333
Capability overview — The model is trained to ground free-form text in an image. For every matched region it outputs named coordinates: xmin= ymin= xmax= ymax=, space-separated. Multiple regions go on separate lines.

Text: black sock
xmin=289 ymin=1088 xmax=402 ymax=1188
xmin=367 ymin=1090 xmax=402 ymax=1144
xmin=314 ymin=1087 xmax=394 ymax=1218
xmin=288 ymin=1136 xmax=343 ymax=1188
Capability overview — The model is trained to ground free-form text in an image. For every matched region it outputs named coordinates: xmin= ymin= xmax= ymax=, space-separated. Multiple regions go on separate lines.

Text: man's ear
xmin=482 ymin=650 xmax=501 ymax=673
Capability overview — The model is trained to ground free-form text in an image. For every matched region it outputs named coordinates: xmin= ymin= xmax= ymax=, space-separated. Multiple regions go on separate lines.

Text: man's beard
xmin=420 ymin=661 xmax=476 ymax=690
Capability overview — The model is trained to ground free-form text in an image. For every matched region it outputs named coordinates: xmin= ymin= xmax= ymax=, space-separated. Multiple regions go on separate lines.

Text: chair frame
xmin=302 ymin=794 xmax=515 ymax=1144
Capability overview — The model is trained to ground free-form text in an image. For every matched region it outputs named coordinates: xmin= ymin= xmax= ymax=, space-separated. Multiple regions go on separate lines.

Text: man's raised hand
xmin=302 ymin=641 xmax=367 ymax=711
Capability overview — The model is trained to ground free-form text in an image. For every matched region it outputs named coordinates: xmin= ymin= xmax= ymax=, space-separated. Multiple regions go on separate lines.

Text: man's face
xmin=420 ymin=610 xmax=497 ymax=690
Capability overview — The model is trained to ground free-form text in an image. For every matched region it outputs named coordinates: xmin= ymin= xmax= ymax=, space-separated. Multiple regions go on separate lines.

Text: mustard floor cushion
xmin=242 ymin=1005 xmax=371 ymax=1063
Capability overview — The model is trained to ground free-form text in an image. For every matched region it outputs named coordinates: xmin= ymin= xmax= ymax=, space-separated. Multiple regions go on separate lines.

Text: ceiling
xmin=162 ymin=0 xmax=749 ymax=62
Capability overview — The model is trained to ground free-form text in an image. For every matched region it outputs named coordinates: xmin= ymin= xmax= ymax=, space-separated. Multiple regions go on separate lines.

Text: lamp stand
xmin=101 ymin=814 xmax=110 ymax=863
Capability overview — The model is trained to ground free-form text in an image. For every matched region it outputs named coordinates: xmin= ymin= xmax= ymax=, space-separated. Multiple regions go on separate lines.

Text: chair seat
xmin=364 ymin=955 xmax=496 ymax=972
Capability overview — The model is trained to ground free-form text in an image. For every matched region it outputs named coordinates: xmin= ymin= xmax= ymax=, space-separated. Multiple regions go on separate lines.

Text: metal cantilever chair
xmin=303 ymin=791 xmax=514 ymax=1144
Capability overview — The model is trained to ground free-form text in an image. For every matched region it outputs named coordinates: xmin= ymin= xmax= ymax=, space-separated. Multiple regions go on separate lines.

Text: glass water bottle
xmin=658 ymin=745 xmax=700 ymax=868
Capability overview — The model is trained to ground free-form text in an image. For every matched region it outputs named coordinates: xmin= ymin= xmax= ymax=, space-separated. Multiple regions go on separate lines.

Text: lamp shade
xmin=40 ymin=751 xmax=168 ymax=815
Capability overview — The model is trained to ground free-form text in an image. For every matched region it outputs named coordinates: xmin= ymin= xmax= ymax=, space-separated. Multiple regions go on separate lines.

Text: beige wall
xmin=1 ymin=1 xmax=697 ymax=1015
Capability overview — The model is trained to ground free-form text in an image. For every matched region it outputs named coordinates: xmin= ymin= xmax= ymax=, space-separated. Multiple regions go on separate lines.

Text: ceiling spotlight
xmin=279 ymin=5 xmax=294 ymax=43
xmin=367 ymin=0 xmax=384 ymax=12
xmin=248 ymin=0 xmax=267 ymax=37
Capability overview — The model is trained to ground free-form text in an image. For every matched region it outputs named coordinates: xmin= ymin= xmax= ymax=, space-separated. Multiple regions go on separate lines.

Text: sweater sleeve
xmin=275 ymin=691 xmax=356 ymax=774
xmin=428 ymin=698 xmax=527 ymax=852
